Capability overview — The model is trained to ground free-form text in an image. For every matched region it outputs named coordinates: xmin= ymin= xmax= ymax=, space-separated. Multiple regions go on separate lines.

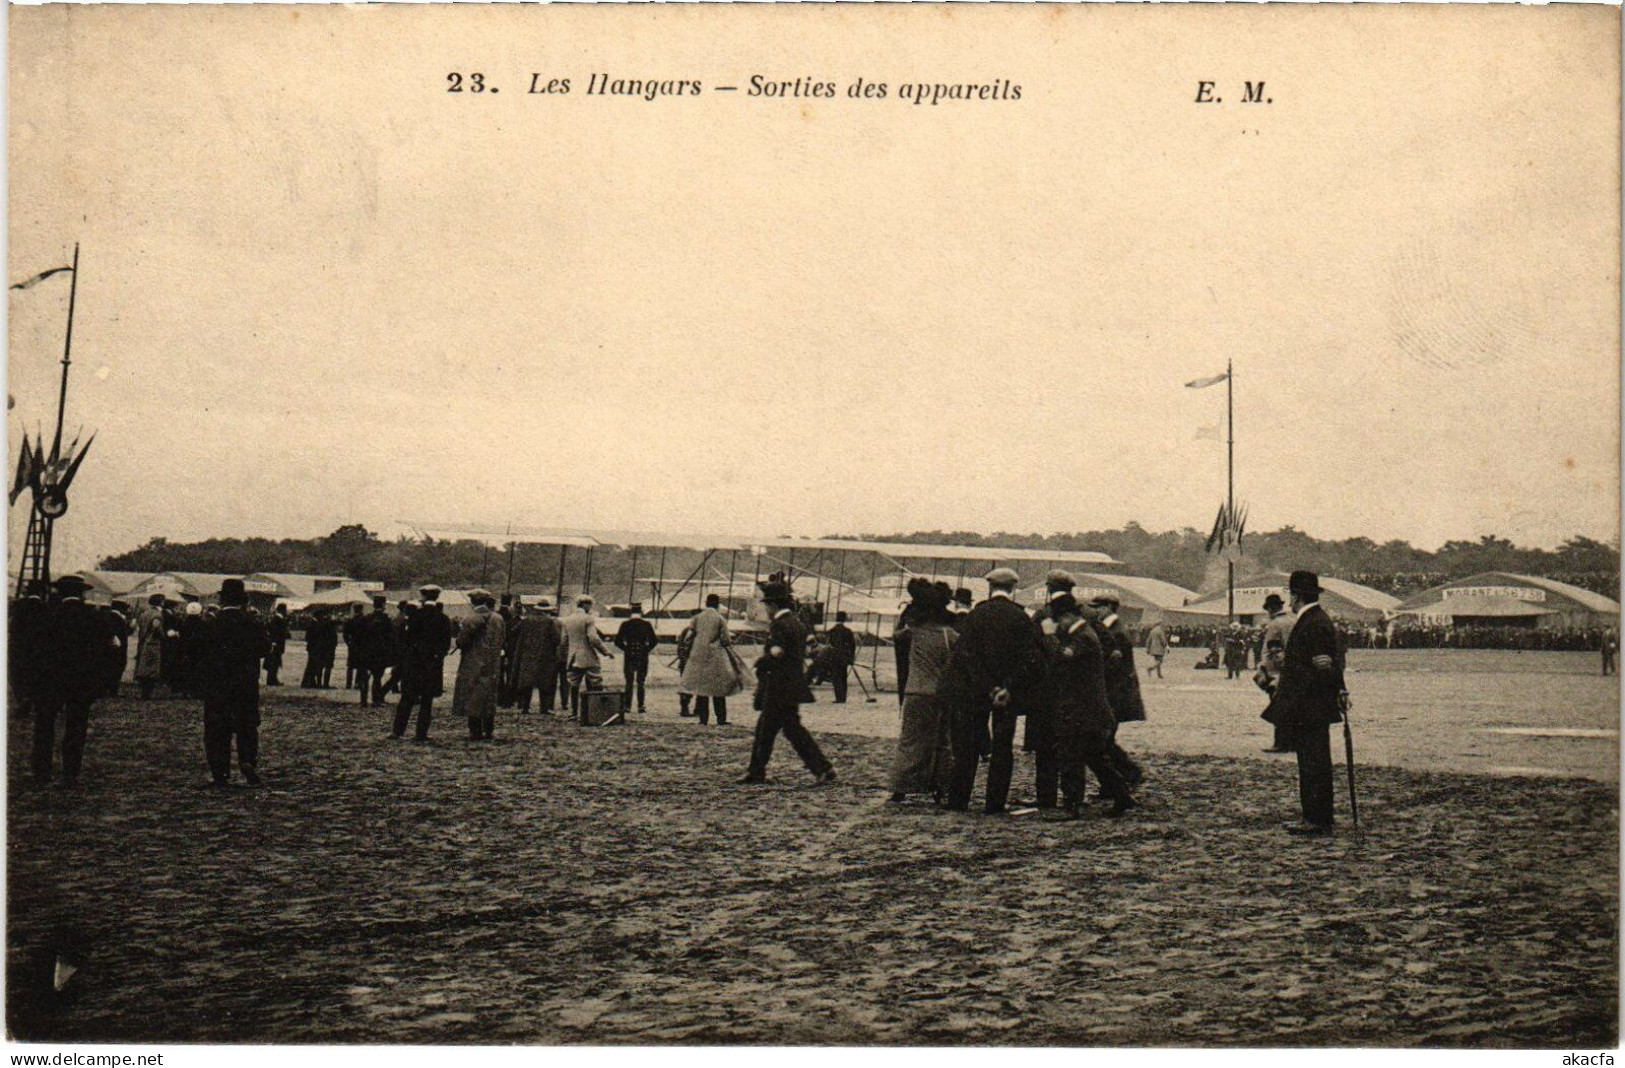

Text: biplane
xmin=405 ymin=522 xmax=1118 ymax=694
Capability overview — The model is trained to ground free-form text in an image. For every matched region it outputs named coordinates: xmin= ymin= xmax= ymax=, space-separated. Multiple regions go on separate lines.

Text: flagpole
xmin=52 ymin=243 xmax=80 ymax=462
xmin=1227 ymin=358 xmax=1234 ymax=623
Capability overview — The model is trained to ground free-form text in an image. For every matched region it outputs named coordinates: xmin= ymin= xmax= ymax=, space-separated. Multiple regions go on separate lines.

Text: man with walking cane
xmin=1273 ymin=570 xmax=1349 ymax=836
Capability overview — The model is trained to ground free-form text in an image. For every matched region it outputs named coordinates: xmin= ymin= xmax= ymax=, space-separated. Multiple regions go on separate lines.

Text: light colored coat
xmin=559 ymin=609 xmax=610 ymax=669
xmin=678 ymin=607 xmax=737 ymax=697
xmin=135 ymin=609 xmax=165 ymax=681
xmin=1145 ymin=623 xmax=1169 ymax=657
xmin=451 ymin=607 xmax=506 ymax=718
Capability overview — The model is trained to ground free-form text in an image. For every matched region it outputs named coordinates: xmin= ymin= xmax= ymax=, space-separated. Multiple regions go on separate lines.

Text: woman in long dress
xmin=679 ymin=594 xmax=737 ymax=725
xmin=889 ymin=584 xmax=958 ymax=802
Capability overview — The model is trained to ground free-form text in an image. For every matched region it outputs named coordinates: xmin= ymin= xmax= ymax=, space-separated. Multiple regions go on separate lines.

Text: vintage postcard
xmin=6 ymin=2 xmax=1619 ymax=1053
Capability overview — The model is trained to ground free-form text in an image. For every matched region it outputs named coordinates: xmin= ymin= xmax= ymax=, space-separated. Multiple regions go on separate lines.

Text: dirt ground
xmin=7 ymin=681 xmax=1617 ymax=1046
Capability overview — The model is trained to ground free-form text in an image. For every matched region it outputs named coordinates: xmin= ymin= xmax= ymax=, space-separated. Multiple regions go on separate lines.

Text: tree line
xmin=96 ymin=523 xmax=1621 ymax=600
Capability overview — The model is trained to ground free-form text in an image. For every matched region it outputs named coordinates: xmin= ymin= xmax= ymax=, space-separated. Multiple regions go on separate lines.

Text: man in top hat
xmin=509 ymin=598 xmax=562 ymax=713
xmin=199 ymin=578 xmax=272 ymax=787
xmin=1026 ymin=569 xmax=1075 ymax=810
xmin=614 ymin=603 xmax=659 ymax=714
xmin=823 ymin=611 xmax=858 ymax=704
xmin=355 ymin=594 xmax=396 ymax=707
xmin=1272 ymin=570 xmax=1347 ymax=834
xmin=560 ymin=594 xmax=613 ymax=720
xmin=1257 ymin=593 xmax=1297 ymax=753
xmin=742 ymin=580 xmax=836 ymax=784
xmin=395 ymin=584 xmax=454 ymax=740
xmin=940 ymin=567 xmax=1045 ymax=815
xmin=1085 ymin=592 xmax=1147 ymax=790
xmin=32 ymin=575 xmax=120 ymax=786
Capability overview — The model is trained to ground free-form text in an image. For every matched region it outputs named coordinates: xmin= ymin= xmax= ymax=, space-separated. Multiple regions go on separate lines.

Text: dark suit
xmin=825 ymin=623 xmax=857 ymax=703
xmin=746 ymin=609 xmax=832 ymax=780
xmin=264 ymin=612 xmax=290 ymax=685
xmin=33 ymin=598 xmax=113 ymax=783
xmin=395 ymin=605 xmax=453 ymax=739
xmin=354 ymin=609 xmax=396 ymax=705
xmin=1273 ymin=603 xmax=1345 ymax=826
xmin=10 ymin=595 xmax=50 ymax=722
xmin=939 ymin=593 xmax=1045 ymax=813
xmin=1042 ymin=612 xmax=1129 ymax=808
xmin=199 ymin=607 xmax=271 ymax=783
xmin=614 ymin=617 xmax=658 ymax=711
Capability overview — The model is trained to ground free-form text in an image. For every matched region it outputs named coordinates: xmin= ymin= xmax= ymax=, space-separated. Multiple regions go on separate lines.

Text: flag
xmin=1204 ymin=500 xmax=1249 ymax=558
xmin=10 ymin=265 xmax=73 ymax=292
xmin=9 ymin=437 xmax=33 ymax=506
xmin=1185 ymin=371 xmax=1230 ymax=389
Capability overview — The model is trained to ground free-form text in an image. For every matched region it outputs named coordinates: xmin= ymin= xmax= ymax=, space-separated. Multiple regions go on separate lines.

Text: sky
xmin=8 ymin=4 xmax=1620 ymax=573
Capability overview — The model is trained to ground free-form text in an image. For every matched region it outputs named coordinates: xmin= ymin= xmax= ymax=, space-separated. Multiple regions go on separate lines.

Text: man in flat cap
xmin=742 ymin=580 xmax=835 ymax=784
xmin=614 ymin=603 xmax=659 ymax=714
xmin=198 ymin=578 xmax=271 ymax=787
xmin=394 ymin=584 xmax=453 ymax=740
xmin=1273 ymin=571 xmax=1347 ymax=834
xmin=31 ymin=575 xmax=119 ymax=787
xmin=560 ymin=594 xmax=614 ymax=720
xmin=940 ymin=567 xmax=1045 ymax=815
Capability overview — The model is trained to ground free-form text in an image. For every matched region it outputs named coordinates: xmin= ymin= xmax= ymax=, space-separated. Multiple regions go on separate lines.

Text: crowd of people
xmin=13 ymin=562 xmax=1612 ymax=834
xmin=1165 ymin=619 xmax=1619 ymax=656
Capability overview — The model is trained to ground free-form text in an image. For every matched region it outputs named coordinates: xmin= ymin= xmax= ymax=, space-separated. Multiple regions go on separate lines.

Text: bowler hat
xmin=1288 ymin=570 xmax=1322 ymax=598
xmin=759 ymin=580 xmax=792 ymax=603
xmin=954 ymin=588 xmax=974 ymax=605
xmin=219 ymin=578 xmax=248 ymax=605
xmin=1262 ymin=593 xmax=1285 ymax=610
xmin=836 ymin=611 xmax=848 ymax=622
xmin=54 ymin=574 xmax=89 ymax=596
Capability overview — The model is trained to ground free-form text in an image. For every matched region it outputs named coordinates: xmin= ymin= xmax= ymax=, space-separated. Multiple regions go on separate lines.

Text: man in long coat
xmin=1040 ymin=592 xmax=1133 ymax=817
xmin=824 ymin=612 xmax=858 ymax=704
xmin=135 ymin=593 xmax=167 ymax=698
xmin=33 ymin=575 xmax=119 ymax=787
xmin=679 ymin=594 xmax=734 ymax=725
xmin=1257 ymin=593 xmax=1297 ymax=753
xmin=1027 ymin=570 xmax=1075 ymax=811
xmin=742 ymin=580 xmax=835 ymax=783
xmin=509 ymin=599 xmax=561 ymax=713
xmin=1272 ymin=570 xmax=1347 ymax=835
xmin=10 ymin=580 xmax=51 ymax=721
xmin=264 ymin=603 xmax=290 ymax=686
xmin=940 ymin=568 xmax=1045 ymax=815
xmin=394 ymin=586 xmax=453 ymax=740
xmin=1088 ymin=593 xmax=1146 ymax=789
xmin=453 ymin=590 xmax=505 ymax=740
xmin=198 ymin=579 xmax=271 ymax=787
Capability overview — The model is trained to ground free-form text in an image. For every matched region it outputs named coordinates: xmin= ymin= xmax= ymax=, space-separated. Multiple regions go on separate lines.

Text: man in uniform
xmin=1257 ymin=593 xmax=1297 ymax=753
xmin=824 ymin=611 xmax=858 ymax=704
xmin=613 ymin=603 xmax=658 ymax=713
xmin=742 ymin=580 xmax=836 ymax=784
xmin=342 ymin=603 xmax=365 ymax=690
xmin=1273 ymin=570 xmax=1347 ymax=835
xmin=199 ymin=579 xmax=271 ymax=787
xmin=394 ymin=585 xmax=453 ymax=740
xmin=1087 ymin=593 xmax=1147 ymax=790
xmin=32 ymin=575 xmax=119 ymax=787
xmin=355 ymin=595 xmax=395 ymax=706
xmin=941 ymin=568 xmax=1045 ymax=815
xmin=264 ymin=603 xmax=290 ymax=686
